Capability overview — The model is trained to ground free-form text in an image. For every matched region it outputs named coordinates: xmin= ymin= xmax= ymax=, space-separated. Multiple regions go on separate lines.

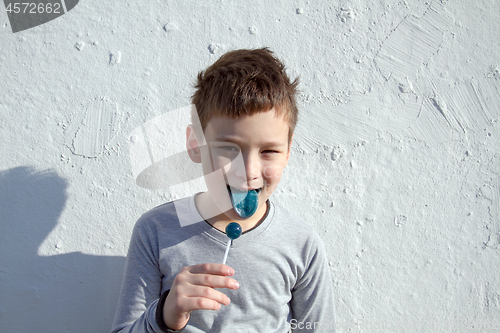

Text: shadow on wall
xmin=0 ymin=167 xmax=126 ymax=333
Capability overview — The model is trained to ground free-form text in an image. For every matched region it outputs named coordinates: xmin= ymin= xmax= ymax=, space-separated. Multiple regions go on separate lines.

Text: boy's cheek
xmin=263 ymin=165 xmax=285 ymax=179
xmin=203 ymin=168 xmax=233 ymax=210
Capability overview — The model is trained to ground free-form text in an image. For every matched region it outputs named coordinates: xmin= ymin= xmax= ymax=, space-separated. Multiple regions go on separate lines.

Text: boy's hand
xmin=162 ymin=263 xmax=239 ymax=330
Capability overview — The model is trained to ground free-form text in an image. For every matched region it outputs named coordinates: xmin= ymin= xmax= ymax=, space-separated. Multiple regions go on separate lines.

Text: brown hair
xmin=191 ymin=48 xmax=299 ymax=143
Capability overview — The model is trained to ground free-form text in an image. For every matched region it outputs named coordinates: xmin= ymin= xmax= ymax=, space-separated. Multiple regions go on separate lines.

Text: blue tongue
xmin=228 ymin=186 xmax=259 ymax=218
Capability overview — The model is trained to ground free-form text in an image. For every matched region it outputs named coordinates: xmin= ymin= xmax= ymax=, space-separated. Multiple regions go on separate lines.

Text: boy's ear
xmin=186 ymin=124 xmax=202 ymax=163
xmin=286 ymin=133 xmax=294 ymax=163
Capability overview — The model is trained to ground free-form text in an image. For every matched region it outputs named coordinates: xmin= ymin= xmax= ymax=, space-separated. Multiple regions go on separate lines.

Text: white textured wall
xmin=1 ymin=1 xmax=499 ymax=332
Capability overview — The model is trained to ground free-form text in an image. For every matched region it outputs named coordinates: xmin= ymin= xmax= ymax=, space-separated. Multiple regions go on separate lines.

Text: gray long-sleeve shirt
xmin=111 ymin=194 xmax=336 ymax=333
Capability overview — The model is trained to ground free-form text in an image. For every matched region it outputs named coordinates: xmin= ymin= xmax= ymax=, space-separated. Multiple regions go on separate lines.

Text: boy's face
xmin=187 ymin=109 xmax=292 ymax=221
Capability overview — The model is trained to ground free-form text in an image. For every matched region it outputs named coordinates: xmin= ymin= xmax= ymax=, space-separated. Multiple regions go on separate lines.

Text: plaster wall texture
xmin=0 ymin=0 xmax=499 ymax=332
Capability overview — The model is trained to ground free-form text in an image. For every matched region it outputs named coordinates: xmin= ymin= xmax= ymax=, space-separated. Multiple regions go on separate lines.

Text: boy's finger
xmin=186 ymin=285 xmax=232 ymax=306
xmin=183 ymin=296 xmax=229 ymax=311
xmin=189 ymin=274 xmax=239 ymax=290
xmin=188 ymin=263 xmax=235 ymax=276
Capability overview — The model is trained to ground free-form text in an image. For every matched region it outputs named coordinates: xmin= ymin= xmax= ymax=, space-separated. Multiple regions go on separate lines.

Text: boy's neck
xmin=194 ymin=192 xmax=268 ymax=233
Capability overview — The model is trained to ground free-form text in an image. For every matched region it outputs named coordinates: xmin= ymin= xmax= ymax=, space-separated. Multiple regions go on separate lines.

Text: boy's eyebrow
xmin=213 ymin=136 xmax=286 ymax=147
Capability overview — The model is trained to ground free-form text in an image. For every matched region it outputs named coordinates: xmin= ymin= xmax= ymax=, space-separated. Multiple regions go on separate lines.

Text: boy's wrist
xmin=156 ymin=290 xmax=187 ymax=333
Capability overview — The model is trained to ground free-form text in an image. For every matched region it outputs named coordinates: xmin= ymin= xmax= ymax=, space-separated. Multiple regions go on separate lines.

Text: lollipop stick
xmin=221 ymin=222 xmax=241 ymax=265
xmin=222 ymin=239 xmax=232 ymax=265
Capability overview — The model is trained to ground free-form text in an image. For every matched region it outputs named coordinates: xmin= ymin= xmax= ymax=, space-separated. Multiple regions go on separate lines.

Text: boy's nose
xmin=235 ymin=151 xmax=260 ymax=182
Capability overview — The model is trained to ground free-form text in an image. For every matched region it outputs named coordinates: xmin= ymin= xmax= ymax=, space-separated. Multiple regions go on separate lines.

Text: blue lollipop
xmin=222 ymin=222 xmax=242 ymax=265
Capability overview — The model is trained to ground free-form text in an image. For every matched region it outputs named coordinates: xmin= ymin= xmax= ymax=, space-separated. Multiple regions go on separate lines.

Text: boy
xmin=112 ymin=48 xmax=335 ymax=332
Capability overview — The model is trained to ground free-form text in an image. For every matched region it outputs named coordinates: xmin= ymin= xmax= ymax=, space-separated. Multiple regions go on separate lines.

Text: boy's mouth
xmin=227 ymin=185 xmax=260 ymax=218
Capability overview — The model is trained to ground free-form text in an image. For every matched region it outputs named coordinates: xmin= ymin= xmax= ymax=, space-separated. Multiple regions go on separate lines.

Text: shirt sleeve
xmin=290 ymin=233 xmax=336 ymax=332
xmin=110 ymin=217 xmax=184 ymax=333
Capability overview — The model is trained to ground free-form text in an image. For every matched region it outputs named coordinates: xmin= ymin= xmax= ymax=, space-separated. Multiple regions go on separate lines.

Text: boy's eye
xmin=262 ymin=150 xmax=278 ymax=154
xmin=221 ymin=146 xmax=238 ymax=151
